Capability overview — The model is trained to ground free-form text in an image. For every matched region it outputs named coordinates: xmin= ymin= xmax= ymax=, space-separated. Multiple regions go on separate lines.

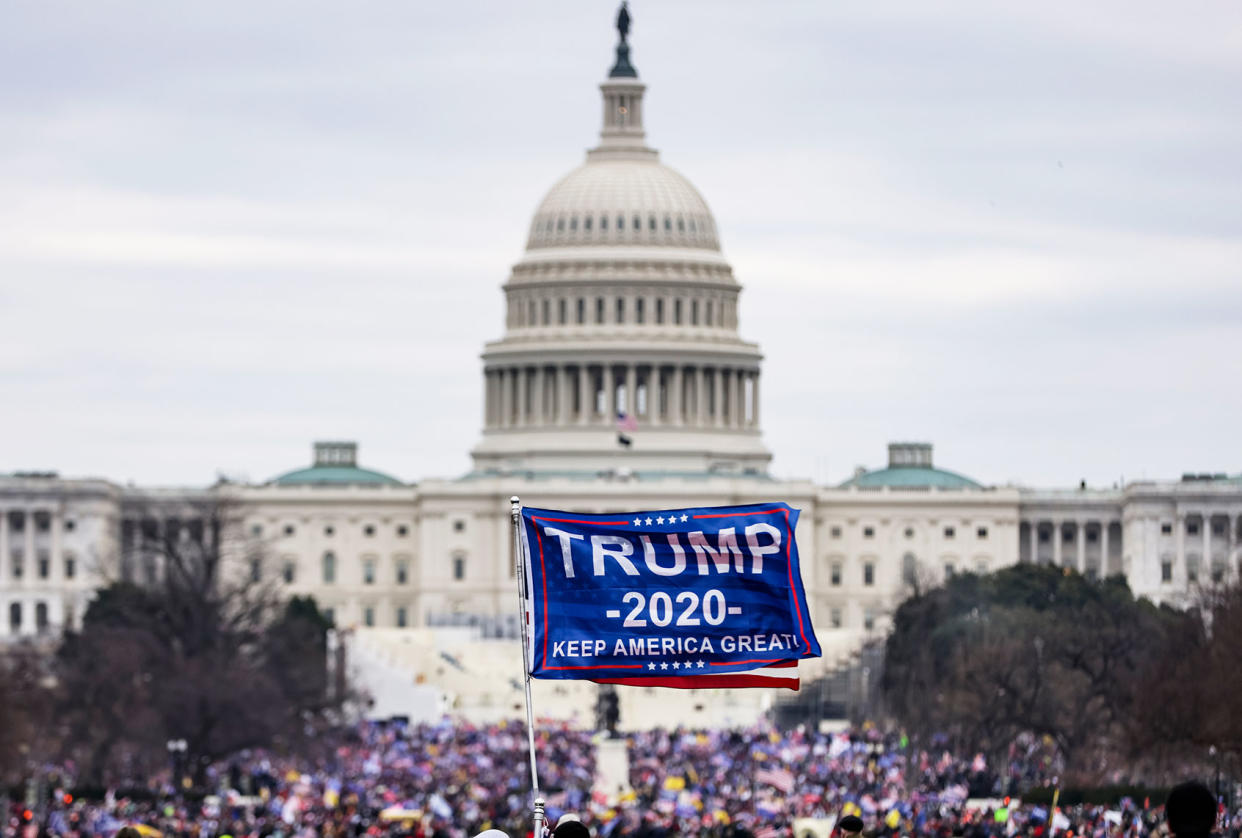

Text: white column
xmin=1203 ymin=512 xmax=1212 ymax=578
xmin=713 ymin=368 xmax=724 ymax=427
xmin=1028 ymin=521 xmax=1038 ymax=564
xmin=751 ymin=371 xmax=760 ymax=428
xmin=1053 ymin=520 xmax=1062 ymax=567
xmin=730 ymin=369 xmax=740 ymax=429
xmin=1076 ymin=521 xmax=1086 ymax=573
xmin=25 ymin=510 xmax=34 ymax=580
xmin=558 ymin=365 xmax=571 ymax=425
xmin=695 ymin=367 xmax=706 ymax=427
xmin=670 ymin=365 xmax=683 ymax=426
xmin=603 ymin=364 xmax=615 ymax=420
xmin=1175 ymin=512 xmax=1186 ymax=584
xmin=625 ymin=364 xmax=637 ymax=417
xmin=532 ymin=366 xmax=545 ymax=426
xmin=516 ymin=367 xmax=528 ymax=426
xmin=499 ymin=369 xmax=512 ymax=427
xmin=1101 ymin=523 xmax=1111 ymax=575
xmin=485 ymin=371 xmax=496 ymax=428
xmin=578 ymin=365 xmax=590 ymax=425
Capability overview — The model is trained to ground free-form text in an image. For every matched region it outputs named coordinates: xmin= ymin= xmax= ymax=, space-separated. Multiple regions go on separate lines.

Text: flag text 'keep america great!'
xmin=520 ymin=503 xmax=821 ymax=680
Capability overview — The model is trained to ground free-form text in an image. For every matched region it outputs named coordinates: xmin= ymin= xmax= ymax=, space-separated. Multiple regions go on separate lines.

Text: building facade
xmin=3 ymin=20 xmax=1241 ymax=665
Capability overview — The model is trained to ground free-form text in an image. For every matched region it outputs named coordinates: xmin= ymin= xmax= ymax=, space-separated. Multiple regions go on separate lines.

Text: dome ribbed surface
xmin=526 ymin=160 xmax=719 ymax=250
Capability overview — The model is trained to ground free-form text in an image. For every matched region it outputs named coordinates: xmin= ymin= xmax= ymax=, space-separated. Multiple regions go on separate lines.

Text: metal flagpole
xmin=510 ymin=496 xmax=545 ymax=838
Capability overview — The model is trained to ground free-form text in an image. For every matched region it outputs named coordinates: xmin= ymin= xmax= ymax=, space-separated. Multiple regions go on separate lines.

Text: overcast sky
xmin=2 ymin=1 xmax=1240 ymax=489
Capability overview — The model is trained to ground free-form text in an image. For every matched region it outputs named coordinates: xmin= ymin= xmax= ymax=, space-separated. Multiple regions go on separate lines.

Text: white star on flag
xmin=645 ymin=517 xmax=653 ymax=525
xmin=680 ymin=514 xmax=688 ymax=522
xmin=633 ymin=517 xmax=642 ymax=526
xmin=697 ymin=660 xmax=705 ymax=668
xmin=648 ymin=662 xmax=656 ymax=670
xmin=656 ymin=516 xmax=665 ymax=524
xmin=660 ymin=662 xmax=668 ymax=670
xmin=672 ymin=661 xmax=680 ymax=669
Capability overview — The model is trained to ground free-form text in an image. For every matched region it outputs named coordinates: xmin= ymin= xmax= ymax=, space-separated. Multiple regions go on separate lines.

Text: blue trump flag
xmin=518 ymin=502 xmax=820 ymax=682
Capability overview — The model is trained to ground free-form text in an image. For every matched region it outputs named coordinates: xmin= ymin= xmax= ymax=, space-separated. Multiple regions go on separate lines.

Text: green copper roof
xmin=840 ymin=466 xmax=982 ymax=490
xmin=270 ymin=466 xmax=403 ymax=487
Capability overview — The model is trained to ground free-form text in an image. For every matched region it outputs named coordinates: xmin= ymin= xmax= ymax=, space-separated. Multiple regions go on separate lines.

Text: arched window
xmin=691 ymin=299 xmax=699 ymax=325
xmin=600 ymin=215 xmax=608 ymax=231
xmin=35 ymin=602 xmax=48 ymax=634
xmin=678 ymin=218 xmax=686 ymax=232
xmin=618 ymin=215 xmax=625 ymax=231
xmin=633 ymin=215 xmax=641 ymax=230
xmin=323 ymin=551 xmax=336 ymax=584
xmin=557 ymin=218 xmax=565 ymax=232
xmin=577 ymin=298 xmax=585 ymax=324
xmin=615 ymin=297 xmax=625 ymax=323
xmin=453 ymin=553 xmax=466 ymax=581
xmin=648 ymin=216 xmax=657 ymax=231
xmin=596 ymin=297 xmax=605 ymax=323
xmin=541 ymin=298 xmax=550 ymax=325
xmin=674 ymin=299 xmax=683 ymax=324
xmin=569 ymin=216 xmax=578 ymax=231
xmin=8 ymin=602 xmax=20 ymax=633
xmin=655 ymin=298 xmax=664 ymax=324
xmin=664 ymin=216 xmax=672 ymax=231
xmin=706 ymin=300 xmax=714 ymax=326
xmin=558 ymin=298 xmax=567 ymax=324
xmin=584 ymin=216 xmax=592 ymax=232
xmin=636 ymin=298 xmax=645 ymax=324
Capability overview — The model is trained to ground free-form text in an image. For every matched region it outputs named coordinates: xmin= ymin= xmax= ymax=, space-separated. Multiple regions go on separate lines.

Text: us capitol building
xmin=3 ymin=11 xmax=1240 ymax=721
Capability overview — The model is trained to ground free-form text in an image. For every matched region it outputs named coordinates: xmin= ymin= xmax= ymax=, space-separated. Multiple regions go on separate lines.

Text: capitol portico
xmin=2 ymin=5 xmax=1241 ymax=727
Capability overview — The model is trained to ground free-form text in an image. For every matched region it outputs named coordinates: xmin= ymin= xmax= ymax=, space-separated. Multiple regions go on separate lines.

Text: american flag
xmin=594 ymin=659 xmax=801 ymax=691
xmin=755 ymin=766 xmax=796 ymax=794
xmin=616 ymin=411 xmax=638 ymax=431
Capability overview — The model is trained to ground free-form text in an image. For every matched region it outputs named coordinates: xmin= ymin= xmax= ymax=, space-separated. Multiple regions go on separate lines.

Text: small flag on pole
xmin=617 ymin=411 xmax=638 ymax=431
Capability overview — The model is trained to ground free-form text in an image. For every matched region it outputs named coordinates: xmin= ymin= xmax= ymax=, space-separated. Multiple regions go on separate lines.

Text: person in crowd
xmin=1166 ymin=781 xmax=1218 ymax=838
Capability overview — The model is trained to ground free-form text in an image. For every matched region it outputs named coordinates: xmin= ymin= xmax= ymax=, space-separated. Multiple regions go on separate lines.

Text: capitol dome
xmin=471 ymin=7 xmax=770 ymax=477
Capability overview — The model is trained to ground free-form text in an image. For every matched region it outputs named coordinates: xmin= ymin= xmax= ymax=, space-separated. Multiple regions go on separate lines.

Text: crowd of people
xmin=4 ymin=721 xmax=1237 ymax=838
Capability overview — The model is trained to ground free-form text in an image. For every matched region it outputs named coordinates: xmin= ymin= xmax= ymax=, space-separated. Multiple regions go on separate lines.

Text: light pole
xmin=166 ymin=739 xmax=187 ymax=795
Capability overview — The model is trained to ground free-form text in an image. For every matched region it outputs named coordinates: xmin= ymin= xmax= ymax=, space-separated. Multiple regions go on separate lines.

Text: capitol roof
xmin=269 ymin=441 xmax=402 ymax=487
xmin=840 ymin=442 xmax=983 ymax=490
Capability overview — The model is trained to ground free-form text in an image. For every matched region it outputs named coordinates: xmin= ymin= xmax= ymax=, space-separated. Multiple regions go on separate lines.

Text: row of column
xmin=0 ymin=509 xmax=59 ymax=585
xmin=508 ymin=291 xmax=737 ymax=331
xmin=484 ymin=363 xmax=760 ymax=431
xmin=1170 ymin=512 xmax=1240 ymax=583
xmin=1023 ymin=519 xmax=1120 ymax=576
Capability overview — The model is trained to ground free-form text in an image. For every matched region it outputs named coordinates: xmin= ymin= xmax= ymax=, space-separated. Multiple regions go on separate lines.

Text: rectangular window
xmin=12 ymin=552 xmax=23 ymax=578
xmin=397 ymin=524 xmax=409 ymax=537
xmin=1187 ymin=522 xmax=1200 ymax=535
xmin=1038 ymin=529 xmax=1050 ymax=543
xmin=863 ymin=526 xmax=874 ymax=538
xmin=944 ymin=526 xmax=955 ymax=539
xmin=945 ymin=563 xmax=956 ymax=578
xmin=976 ymin=526 xmax=988 ymax=539
xmin=323 ymin=607 xmax=335 ymax=625
xmin=396 ymin=561 xmax=409 ymax=585
xmin=453 ymin=556 xmax=466 ymax=581
xmin=674 ymin=299 xmax=683 ymax=324
xmin=1161 ymin=523 xmax=1172 ymax=535
xmin=596 ymin=298 xmax=605 ymax=323
xmin=249 ymin=559 xmax=261 ymax=583
xmin=830 ymin=608 xmax=842 ymax=629
xmin=364 ymin=607 xmax=374 ymax=627
xmin=1161 ymin=561 xmax=1173 ymax=582
xmin=453 ymin=520 xmax=466 ymax=532
xmin=830 ymin=526 xmax=841 ymax=538
xmin=691 ymin=299 xmax=699 ymax=325
xmin=38 ymin=553 xmax=50 ymax=579
xmin=323 ymin=552 xmax=336 ymax=584
xmin=636 ymin=298 xmax=645 ymax=324
xmin=656 ymin=298 xmax=664 ymax=324
xmin=1212 ymin=522 xmax=1224 ymax=536
xmin=363 ymin=559 xmax=376 ymax=585
xmin=558 ymin=298 xmax=567 ymax=324
xmin=616 ymin=297 xmax=625 ymax=323
xmin=283 ymin=561 xmax=296 ymax=584
xmin=863 ymin=563 xmax=875 ymax=586
xmin=396 ymin=607 xmax=408 ymax=628
xmin=830 ymin=563 xmax=842 ymax=586
xmin=863 ymin=609 xmax=875 ymax=631
xmin=1087 ymin=529 xmax=1098 ymax=543
xmin=65 ymin=555 xmax=76 ymax=580
xmin=577 ymin=299 xmax=585 ymax=324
